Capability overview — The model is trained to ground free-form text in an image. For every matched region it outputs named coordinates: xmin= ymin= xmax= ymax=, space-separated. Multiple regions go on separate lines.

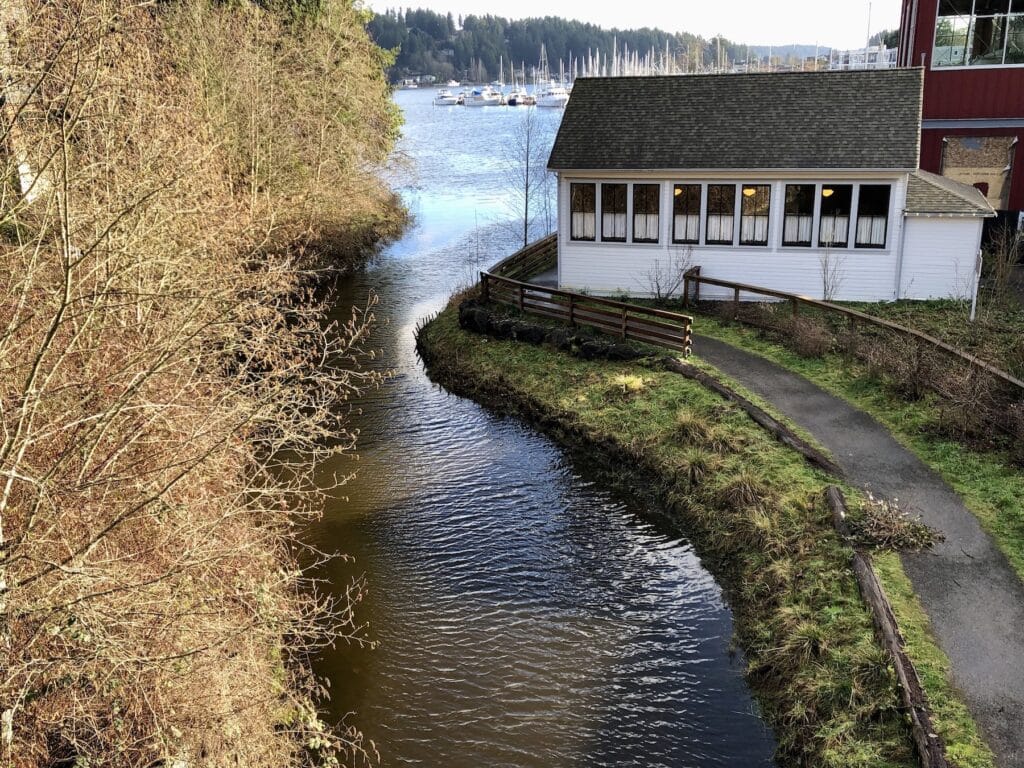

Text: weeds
xmin=1 ymin=1 xmax=399 ymax=765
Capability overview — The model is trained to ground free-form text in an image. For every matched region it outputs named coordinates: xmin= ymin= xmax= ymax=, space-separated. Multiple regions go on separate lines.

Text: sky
xmin=362 ymin=0 xmax=904 ymax=51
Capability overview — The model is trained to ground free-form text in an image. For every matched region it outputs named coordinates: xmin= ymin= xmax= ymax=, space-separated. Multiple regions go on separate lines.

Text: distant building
xmin=546 ymin=70 xmax=994 ymax=303
xmin=828 ymin=45 xmax=898 ymax=70
xmin=898 ymin=0 xmax=1024 ymax=227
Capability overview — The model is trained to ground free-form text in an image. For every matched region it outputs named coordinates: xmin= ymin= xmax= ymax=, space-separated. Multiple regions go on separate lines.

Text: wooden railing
xmin=481 ymin=271 xmax=693 ymax=353
xmin=489 ymin=233 xmax=557 ymax=281
xmin=683 ymin=266 xmax=1024 ymax=395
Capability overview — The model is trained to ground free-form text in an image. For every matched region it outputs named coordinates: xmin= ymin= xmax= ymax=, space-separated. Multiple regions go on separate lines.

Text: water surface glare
xmin=309 ymin=89 xmax=776 ymax=767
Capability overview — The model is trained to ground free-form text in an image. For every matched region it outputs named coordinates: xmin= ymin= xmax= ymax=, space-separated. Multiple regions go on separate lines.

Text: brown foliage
xmin=1 ymin=1 xmax=396 ymax=766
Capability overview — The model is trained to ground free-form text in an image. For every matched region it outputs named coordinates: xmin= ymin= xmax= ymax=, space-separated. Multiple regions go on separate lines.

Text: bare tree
xmin=638 ymin=247 xmax=693 ymax=301
xmin=819 ymin=247 xmax=845 ymax=301
xmin=501 ymin=107 xmax=556 ymax=248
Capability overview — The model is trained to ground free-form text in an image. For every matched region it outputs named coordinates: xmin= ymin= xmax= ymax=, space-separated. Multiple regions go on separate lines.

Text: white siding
xmin=900 ymin=218 xmax=983 ymax=300
xmin=557 ymin=174 xmax=911 ymax=302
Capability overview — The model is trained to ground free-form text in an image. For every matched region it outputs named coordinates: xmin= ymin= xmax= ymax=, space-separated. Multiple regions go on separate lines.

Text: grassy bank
xmin=1 ymin=1 xmax=400 ymax=765
xmin=418 ymin=300 xmax=992 ymax=768
xmin=691 ymin=314 xmax=1024 ymax=586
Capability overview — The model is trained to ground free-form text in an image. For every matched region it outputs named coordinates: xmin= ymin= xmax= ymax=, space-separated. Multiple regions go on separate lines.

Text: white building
xmin=546 ymin=69 xmax=994 ymax=303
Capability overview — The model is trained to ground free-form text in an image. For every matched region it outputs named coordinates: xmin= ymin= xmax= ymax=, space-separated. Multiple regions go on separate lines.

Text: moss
xmin=418 ymin=303 xmax=931 ymax=767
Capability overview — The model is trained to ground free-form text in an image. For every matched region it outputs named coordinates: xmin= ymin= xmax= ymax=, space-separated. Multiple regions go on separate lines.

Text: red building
xmin=898 ymin=0 xmax=1024 ymax=227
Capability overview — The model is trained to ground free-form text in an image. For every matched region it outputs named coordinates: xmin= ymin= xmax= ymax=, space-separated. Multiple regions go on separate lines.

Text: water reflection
xmin=308 ymin=90 xmax=776 ymax=767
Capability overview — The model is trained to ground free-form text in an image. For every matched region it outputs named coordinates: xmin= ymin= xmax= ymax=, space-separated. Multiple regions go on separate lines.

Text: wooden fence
xmin=481 ymin=271 xmax=693 ymax=353
xmin=489 ymin=233 xmax=558 ymax=281
xmin=683 ymin=266 xmax=1024 ymax=396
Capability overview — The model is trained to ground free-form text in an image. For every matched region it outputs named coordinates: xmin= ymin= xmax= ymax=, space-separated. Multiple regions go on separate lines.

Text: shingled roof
xmin=548 ymin=69 xmax=924 ymax=172
xmin=905 ymin=170 xmax=996 ymax=217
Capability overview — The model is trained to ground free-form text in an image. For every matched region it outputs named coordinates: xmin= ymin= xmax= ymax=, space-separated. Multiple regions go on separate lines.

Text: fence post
xmin=791 ymin=297 xmax=798 ymax=319
xmin=481 ymin=272 xmax=489 ymax=302
xmin=569 ymin=294 xmax=576 ymax=327
xmin=683 ymin=276 xmax=690 ymax=308
xmin=733 ymin=287 xmax=740 ymax=320
xmin=621 ymin=308 xmax=628 ymax=339
xmin=518 ymin=283 xmax=524 ymax=311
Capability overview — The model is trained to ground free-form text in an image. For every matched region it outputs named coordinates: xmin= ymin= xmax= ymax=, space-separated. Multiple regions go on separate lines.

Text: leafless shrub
xmin=981 ymin=222 xmax=1023 ymax=309
xmin=819 ymin=248 xmax=846 ymax=301
xmin=785 ymin=317 xmax=832 ymax=359
xmin=640 ymin=248 xmax=693 ymax=302
xmin=1 ymin=2 xmax=394 ymax=766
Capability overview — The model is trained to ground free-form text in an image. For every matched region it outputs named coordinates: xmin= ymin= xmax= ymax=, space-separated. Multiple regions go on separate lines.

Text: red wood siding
xmin=904 ymin=0 xmax=1024 ymax=118
xmin=903 ymin=0 xmax=1024 ymax=210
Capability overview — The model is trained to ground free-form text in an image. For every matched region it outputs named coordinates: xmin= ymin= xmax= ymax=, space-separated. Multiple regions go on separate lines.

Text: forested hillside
xmin=1 ymin=1 xmax=400 ymax=765
xmin=368 ymin=8 xmax=752 ymax=82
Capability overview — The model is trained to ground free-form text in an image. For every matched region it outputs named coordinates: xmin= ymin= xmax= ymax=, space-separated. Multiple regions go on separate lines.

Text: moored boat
xmin=464 ymin=86 xmax=502 ymax=107
xmin=536 ymin=83 xmax=569 ymax=108
xmin=433 ymin=89 xmax=460 ymax=106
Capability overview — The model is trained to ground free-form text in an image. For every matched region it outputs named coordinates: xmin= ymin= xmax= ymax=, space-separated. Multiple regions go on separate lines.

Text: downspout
xmin=895 ymin=210 xmax=909 ymax=300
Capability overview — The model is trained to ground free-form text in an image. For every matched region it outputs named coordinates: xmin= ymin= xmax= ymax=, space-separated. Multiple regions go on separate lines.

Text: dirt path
xmin=693 ymin=334 xmax=1024 ymax=768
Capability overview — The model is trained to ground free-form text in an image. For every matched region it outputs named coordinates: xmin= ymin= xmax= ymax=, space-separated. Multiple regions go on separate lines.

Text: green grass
xmin=417 ymin=302 xmax=992 ymax=768
xmin=691 ymin=314 xmax=1024 ymax=585
xmin=872 ymin=551 xmax=995 ymax=768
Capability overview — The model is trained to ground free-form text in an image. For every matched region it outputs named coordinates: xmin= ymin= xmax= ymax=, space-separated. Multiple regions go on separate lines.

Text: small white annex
xmin=546 ymin=69 xmax=995 ymax=302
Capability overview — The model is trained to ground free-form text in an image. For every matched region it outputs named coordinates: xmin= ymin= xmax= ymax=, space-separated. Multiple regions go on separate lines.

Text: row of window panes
xmin=569 ymin=182 xmax=890 ymax=248
xmin=934 ymin=0 xmax=1024 ymax=66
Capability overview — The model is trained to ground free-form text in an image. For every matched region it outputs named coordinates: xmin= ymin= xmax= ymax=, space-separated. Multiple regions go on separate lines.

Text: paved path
xmin=693 ymin=334 xmax=1024 ymax=768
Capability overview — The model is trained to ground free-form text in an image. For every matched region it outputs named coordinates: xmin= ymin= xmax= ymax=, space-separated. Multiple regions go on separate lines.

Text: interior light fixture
xmin=742 ymin=187 xmax=757 ymax=197
xmin=674 ymin=187 xmax=683 ymax=196
xmin=822 ymin=188 xmax=835 ymax=198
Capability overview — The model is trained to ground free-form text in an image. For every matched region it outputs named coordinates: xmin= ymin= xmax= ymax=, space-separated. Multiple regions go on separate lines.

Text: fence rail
xmin=489 ymin=233 xmax=558 ymax=281
xmin=481 ymin=271 xmax=693 ymax=353
xmin=682 ymin=266 xmax=1024 ymax=395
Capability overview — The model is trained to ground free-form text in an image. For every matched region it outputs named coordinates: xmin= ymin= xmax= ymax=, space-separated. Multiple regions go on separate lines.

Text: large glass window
xmin=819 ymin=185 xmax=852 ymax=247
xmin=672 ymin=184 xmax=701 ymax=244
xmin=856 ymin=185 xmax=890 ymax=248
xmin=570 ymin=183 xmax=595 ymax=241
xmin=934 ymin=0 xmax=1024 ymax=66
xmin=783 ymin=184 xmax=814 ymax=246
xmin=739 ymin=185 xmax=770 ymax=246
xmin=632 ymin=184 xmax=660 ymax=243
xmin=601 ymin=183 xmax=627 ymax=242
xmin=706 ymin=184 xmax=735 ymax=245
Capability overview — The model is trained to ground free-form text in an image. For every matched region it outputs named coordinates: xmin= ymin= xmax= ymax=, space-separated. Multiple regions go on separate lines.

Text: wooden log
xmin=661 ymin=358 xmax=843 ymax=476
xmin=825 ymin=488 xmax=949 ymax=768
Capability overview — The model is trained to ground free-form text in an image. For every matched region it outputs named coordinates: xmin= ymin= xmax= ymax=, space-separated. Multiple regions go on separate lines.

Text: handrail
xmin=480 ymin=269 xmax=693 ymax=354
xmin=683 ymin=266 xmax=1024 ymax=394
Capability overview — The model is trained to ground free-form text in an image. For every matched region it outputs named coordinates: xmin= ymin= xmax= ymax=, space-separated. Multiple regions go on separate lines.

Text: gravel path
xmin=694 ymin=333 xmax=1024 ymax=768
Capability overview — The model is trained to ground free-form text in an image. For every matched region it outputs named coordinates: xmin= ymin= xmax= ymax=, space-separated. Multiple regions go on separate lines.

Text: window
xmin=783 ymin=184 xmax=814 ymax=246
xmin=934 ymin=0 xmax=1024 ymax=66
xmin=819 ymin=185 xmax=852 ymax=247
xmin=672 ymin=184 xmax=701 ymax=244
xmin=570 ymin=183 xmax=595 ymax=241
xmin=739 ymin=185 xmax=770 ymax=245
xmin=632 ymin=184 xmax=660 ymax=243
xmin=856 ymin=185 xmax=890 ymax=248
xmin=601 ymin=183 xmax=627 ymax=241
xmin=706 ymin=184 xmax=735 ymax=245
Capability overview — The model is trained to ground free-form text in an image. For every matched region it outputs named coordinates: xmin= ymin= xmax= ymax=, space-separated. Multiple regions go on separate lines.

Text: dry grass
xmin=1 ymin=2 xmax=398 ymax=766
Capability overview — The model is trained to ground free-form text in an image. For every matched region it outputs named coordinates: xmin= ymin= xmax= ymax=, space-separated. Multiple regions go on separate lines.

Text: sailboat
xmin=535 ymin=44 xmax=569 ymax=108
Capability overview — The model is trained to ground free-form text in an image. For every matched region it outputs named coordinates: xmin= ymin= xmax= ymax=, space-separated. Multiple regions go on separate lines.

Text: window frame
xmin=818 ymin=184 xmax=854 ymax=249
xmin=600 ymin=182 xmax=628 ymax=243
xmin=705 ymin=183 xmax=737 ymax=246
xmin=569 ymin=182 xmax=596 ymax=242
xmin=782 ymin=184 xmax=815 ymax=247
xmin=932 ymin=0 xmax=1024 ymax=68
xmin=854 ymin=184 xmax=891 ymax=249
xmin=672 ymin=184 xmax=702 ymax=245
xmin=739 ymin=184 xmax=771 ymax=246
xmin=631 ymin=183 xmax=661 ymax=244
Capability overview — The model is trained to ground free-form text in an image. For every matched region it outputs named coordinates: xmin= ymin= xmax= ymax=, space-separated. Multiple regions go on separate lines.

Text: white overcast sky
xmin=363 ymin=0 xmax=903 ymax=50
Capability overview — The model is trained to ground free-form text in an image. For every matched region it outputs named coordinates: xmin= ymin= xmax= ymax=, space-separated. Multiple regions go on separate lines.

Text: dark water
xmin=306 ymin=89 xmax=776 ymax=767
